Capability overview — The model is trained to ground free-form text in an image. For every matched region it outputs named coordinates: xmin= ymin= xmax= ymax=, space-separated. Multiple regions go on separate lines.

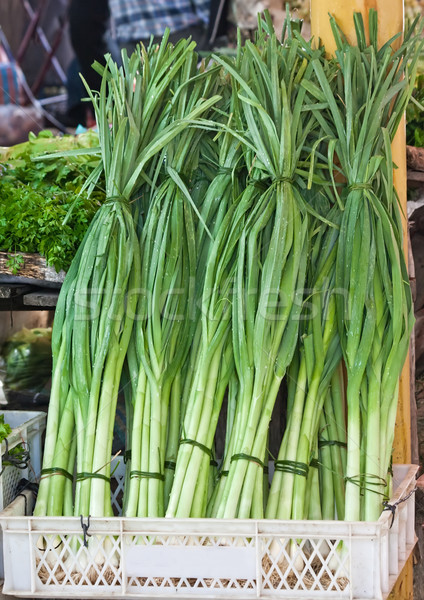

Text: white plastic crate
xmin=0 ymin=411 xmax=46 ymax=511
xmin=0 ymin=463 xmax=417 ymax=600
xmin=0 ymin=410 xmax=46 ymax=580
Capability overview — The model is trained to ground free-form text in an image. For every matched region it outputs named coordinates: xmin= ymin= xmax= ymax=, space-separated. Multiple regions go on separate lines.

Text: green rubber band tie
xmin=318 ymin=439 xmax=347 ymax=449
xmin=348 ymin=182 xmax=373 ymax=193
xmin=309 ymin=458 xmax=320 ymax=469
xmin=218 ymin=470 xmax=229 ymax=479
xmin=247 ymin=176 xmax=267 ymax=190
xmin=274 ymin=460 xmax=309 ymax=477
xmin=76 ymin=472 xmax=111 ymax=483
xmin=130 ymin=470 xmax=165 ymax=482
xmin=105 ymin=195 xmax=130 ymax=206
xmin=230 ymin=453 xmax=264 ymax=468
xmin=164 ymin=461 xmax=176 ymax=471
xmin=180 ymin=438 xmax=212 ymax=457
xmin=249 ymin=176 xmax=293 ymax=189
xmin=210 ymin=459 xmax=219 ymax=467
xmin=41 ymin=467 xmax=74 ymax=482
xmin=344 ymin=473 xmax=388 ymax=497
xmin=275 ymin=176 xmax=293 ymax=185
xmin=217 ymin=166 xmax=234 ymax=175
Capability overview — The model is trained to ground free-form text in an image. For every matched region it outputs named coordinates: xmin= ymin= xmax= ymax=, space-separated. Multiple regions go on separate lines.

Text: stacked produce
xmin=34 ymin=9 xmax=421 ymax=539
xmin=313 ymin=12 xmax=416 ymax=522
xmin=0 ymin=129 xmax=102 ymax=272
xmin=1 ymin=327 xmax=52 ymax=394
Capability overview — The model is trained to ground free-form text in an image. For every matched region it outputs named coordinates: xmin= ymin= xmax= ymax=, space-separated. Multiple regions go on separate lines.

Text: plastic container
xmin=0 ymin=410 xmax=46 ymax=511
xmin=0 ymin=463 xmax=416 ymax=600
xmin=0 ymin=410 xmax=46 ymax=579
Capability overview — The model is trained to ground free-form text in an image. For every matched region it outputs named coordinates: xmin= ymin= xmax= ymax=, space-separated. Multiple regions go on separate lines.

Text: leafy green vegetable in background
xmin=406 ymin=69 xmax=424 ymax=147
xmin=2 ymin=129 xmax=100 ymax=176
xmin=2 ymin=328 xmax=52 ymax=393
xmin=0 ymin=415 xmax=12 ymax=443
xmin=0 ymin=414 xmax=29 ymax=470
xmin=0 ymin=129 xmax=104 ymax=272
xmin=0 ymin=181 xmax=100 ymax=271
xmin=5 ymin=253 xmax=24 ymax=274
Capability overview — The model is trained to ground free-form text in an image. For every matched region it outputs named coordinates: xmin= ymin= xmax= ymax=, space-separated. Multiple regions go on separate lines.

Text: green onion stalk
xmin=124 ymin=53 xmax=222 ymax=518
xmin=166 ymin=133 xmax=246 ymax=508
xmin=75 ymin=43 xmax=224 ymax=571
xmin=34 ymin=36 xmax=214 ymax=524
xmin=164 ymin=121 xmax=264 ymax=518
xmin=33 ymin=239 xmax=85 ymax=518
xmin=73 ymin=42 xmax=216 ymax=521
xmin=262 ymin=209 xmax=342 ymax=572
xmin=164 ymin=187 xmax=251 ymax=518
xmin=309 ymin=11 xmax=421 ymax=522
xmin=266 ymin=210 xmax=342 ymax=524
xmin=318 ymin=363 xmax=347 ymax=521
xmin=124 ymin=174 xmax=197 ymax=518
xmin=363 ymin=168 xmax=413 ymax=520
xmin=209 ymin=29 xmax=321 ymax=520
xmin=33 ymin=55 xmax=145 ymax=522
xmin=109 ymin=36 xmax=208 ymax=510
xmin=160 ymin=66 xmax=239 ymax=507
xmin=162 ymin=58 xmax=253 ymax=519
xmin=33 ymin=50 xmax=149 ymax=570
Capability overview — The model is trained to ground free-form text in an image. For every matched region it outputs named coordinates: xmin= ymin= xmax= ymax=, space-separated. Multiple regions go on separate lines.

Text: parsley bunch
xmin=0 ymin=130 xmax=104 ymax=272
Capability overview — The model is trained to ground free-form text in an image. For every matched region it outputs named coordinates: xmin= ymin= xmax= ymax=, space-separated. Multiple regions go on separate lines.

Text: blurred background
xmin=1 ymin=0 xmax=423 ymax=140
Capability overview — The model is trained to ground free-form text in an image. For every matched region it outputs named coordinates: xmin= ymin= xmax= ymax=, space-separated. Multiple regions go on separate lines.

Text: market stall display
xmin=0 ymin=7 xmax=421 ymax=598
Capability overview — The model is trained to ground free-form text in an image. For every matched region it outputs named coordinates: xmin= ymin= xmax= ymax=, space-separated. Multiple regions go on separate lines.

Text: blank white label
xmin=124 ymin=544 xmax=257 ymax=579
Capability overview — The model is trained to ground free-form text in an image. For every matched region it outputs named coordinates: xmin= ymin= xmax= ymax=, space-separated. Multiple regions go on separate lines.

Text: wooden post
xmin=310 ymin=2 xmax=413 ymax=598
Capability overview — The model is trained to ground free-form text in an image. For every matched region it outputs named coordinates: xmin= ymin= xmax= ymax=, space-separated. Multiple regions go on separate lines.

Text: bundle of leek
xmin=266 ymin=209 xmax=342 ymax=523
xmin=124 ymin=49 xmax=222 ymax=518
xmin=308 ymin=11 xmax=421 ymax=521
xmin=34 ymin=35 xmax=219 ymax=523
xmin=209 ymin=27 xmax=321 ymax=520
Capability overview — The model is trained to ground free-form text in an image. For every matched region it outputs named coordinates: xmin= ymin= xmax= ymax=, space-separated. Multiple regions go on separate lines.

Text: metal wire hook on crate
xmin=80 ymin=515 xmax=91 ymax=547
xmin=0 ymin=438 xmax=30 ymax=476
xmin=382 ymin=487 xmax=417 ymax=528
